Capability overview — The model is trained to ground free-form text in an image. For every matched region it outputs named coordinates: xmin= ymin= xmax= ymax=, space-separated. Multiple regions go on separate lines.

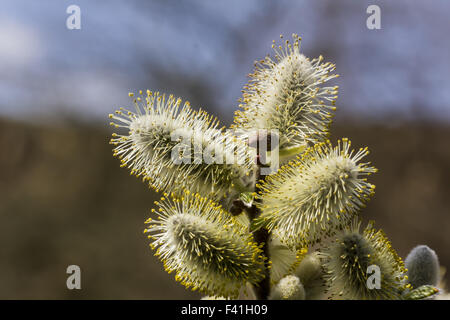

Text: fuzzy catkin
xmin=322 ymin=220 xmax=409 ymax=300
xmin=110 ymin=90 xmax=253 ymax=202
xmin=256 ymin=138 xmax=377 ymax=248
xmin=233 ymin=34 xmax=338 ymax=150
xmin=144 ymin=191 xmax=265 ymax=298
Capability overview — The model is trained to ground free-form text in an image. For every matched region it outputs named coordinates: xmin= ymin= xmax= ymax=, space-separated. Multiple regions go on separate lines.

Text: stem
xmin=246 ymin=165 xmax=271 ymax=300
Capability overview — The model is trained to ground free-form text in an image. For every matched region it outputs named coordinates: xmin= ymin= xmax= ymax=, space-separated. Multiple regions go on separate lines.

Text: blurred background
xmin=0 ymin=0 xmax=449 ymax=299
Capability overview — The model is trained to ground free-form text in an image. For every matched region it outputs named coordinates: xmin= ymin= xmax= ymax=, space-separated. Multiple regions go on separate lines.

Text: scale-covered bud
xmin=405 ymin=245 xmax=440 ymax=288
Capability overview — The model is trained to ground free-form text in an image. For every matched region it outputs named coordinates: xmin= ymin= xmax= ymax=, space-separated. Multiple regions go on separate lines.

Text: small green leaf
xmin=403 ymin=285 xmax=440 ymax=300
xmin=279 ymin=145 xmax=307 ymax=159
xmin=239 ymin=192 xmax=254 ymax=208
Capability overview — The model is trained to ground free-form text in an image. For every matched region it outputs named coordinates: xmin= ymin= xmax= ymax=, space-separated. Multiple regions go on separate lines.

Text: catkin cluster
xmin=110 ymin=34 xmax=443 ymax=300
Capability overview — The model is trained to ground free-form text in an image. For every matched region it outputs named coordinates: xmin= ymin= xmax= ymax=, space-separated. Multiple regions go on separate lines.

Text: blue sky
xmin=0 ymin=0 xmax=449 ymax=124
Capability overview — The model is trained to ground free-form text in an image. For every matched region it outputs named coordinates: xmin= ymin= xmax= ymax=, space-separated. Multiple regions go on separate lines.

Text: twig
xmin=246 ymin=163 xmax=271 ymax=300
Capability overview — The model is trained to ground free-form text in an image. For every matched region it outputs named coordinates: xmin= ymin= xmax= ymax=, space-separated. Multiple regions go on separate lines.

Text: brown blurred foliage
xmin=0 ymin=118 xmax=449 ymax=299
xmin=0 ymin=118 xmax=198 ymax=299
